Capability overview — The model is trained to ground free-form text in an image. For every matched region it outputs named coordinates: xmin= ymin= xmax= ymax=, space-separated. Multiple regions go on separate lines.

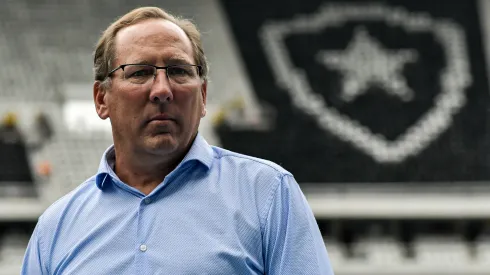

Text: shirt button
xmin=139 ymin=244 xmax=147 ymax=252
xmin=144 ymin=198 xmax=152 ymax=204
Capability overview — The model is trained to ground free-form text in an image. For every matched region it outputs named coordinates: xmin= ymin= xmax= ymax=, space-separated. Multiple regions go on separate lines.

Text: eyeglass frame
xmin=106 ymin=63 xmax=203 ymax=84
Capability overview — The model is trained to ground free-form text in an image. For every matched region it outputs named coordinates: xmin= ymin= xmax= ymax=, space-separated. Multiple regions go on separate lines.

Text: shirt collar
xmin=95 ymin=133 xmax=214 ymax=190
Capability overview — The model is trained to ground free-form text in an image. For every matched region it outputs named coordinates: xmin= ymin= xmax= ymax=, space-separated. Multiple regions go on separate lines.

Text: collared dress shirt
xmin=22 ymin=134 xmax=334 ymax=274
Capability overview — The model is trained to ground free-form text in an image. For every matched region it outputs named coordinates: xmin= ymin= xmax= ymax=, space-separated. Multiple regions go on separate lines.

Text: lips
xmin=148 ymin=114 xmax=175 ymax=122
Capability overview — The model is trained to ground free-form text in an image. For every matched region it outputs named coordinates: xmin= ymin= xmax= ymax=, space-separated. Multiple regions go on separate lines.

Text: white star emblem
xmin=261 ymin=4 xmax=471 ymax=163
xmin=317 ymin=27 xmax=418 ymax=102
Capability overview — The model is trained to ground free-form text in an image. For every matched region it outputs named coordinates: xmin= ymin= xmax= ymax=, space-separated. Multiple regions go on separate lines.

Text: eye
xmin=128 ymin=68 xmax=154 ymax=78
xmin=167 ymin=66 xmax=192 ymax=76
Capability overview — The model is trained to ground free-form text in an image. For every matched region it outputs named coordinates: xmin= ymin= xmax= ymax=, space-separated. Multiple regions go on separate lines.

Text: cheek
xmin=108 ymin=86 xmax=148 ymax=127
xmin=174 ymin=86 xmax=201 ymax=106
xmin=182 ymin=92 xmax=203 ymax=117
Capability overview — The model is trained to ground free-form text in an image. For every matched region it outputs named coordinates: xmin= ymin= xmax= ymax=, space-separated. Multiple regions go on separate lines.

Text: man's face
xmin=95 ymin=19 xmax=207 ymax=158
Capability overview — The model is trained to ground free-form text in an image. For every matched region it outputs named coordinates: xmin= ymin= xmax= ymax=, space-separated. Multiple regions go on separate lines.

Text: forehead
xmin=114 ymin=19 xmax=194 ymax=64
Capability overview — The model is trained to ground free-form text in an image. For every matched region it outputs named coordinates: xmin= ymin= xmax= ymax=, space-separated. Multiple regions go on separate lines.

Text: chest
xmin=49 ymin=194 xmax=264 ymax=275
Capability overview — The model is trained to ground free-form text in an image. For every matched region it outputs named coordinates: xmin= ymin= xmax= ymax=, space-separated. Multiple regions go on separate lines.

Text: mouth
xmin=148 ymin=113 xmax=176 ymax=122
xmin=148 ymin=119 xmax=173 ymax=125
xmin=146 ymin=114 xmax=177 ymax=131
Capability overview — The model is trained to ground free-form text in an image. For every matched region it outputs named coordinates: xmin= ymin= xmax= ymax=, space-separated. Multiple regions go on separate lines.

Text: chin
xmin=144 ymin=135 xmax=179 ymax=154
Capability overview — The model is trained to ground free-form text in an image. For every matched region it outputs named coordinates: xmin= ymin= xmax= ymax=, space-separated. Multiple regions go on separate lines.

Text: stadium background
xmin=1 ymin=0 xmax=490 ymax=274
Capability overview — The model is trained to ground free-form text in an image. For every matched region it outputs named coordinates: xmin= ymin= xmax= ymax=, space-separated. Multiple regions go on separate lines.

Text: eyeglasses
xmin=107 ymin=64 xmax=202 ymax=85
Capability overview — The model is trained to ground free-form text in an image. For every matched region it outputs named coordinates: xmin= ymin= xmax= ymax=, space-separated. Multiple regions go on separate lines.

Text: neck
xmin=113 ymin=146 xmax=185 ymax=195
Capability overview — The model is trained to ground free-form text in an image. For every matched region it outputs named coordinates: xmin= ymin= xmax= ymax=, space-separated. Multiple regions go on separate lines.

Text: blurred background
xmin=1 ymin=0 xmax=490 ymax=274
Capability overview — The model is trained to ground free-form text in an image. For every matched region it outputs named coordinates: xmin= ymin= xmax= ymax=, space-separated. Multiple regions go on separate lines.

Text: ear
xmin=200 ymin=80 xmax=208 ymax=118
xmin=93 ymin=81 xmax=110 ymax=120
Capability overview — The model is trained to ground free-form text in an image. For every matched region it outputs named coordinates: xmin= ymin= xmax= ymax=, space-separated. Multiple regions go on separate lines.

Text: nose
xmin=149 ymin=70 xmax=173 ymax=103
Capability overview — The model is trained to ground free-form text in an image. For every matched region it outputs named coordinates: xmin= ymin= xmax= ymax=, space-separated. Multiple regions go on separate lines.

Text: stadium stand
xmin=1 ymin=0 xmax=490 ymax=274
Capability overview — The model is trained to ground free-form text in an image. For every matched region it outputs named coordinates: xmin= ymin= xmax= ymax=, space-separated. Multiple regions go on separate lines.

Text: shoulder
xmin=209 ymin=146 xmax=297 ymax=211
xmin=211 ymin=145 xmax=292 ymax=178
xmin=37 ymin=176 xmax=98 ymax=231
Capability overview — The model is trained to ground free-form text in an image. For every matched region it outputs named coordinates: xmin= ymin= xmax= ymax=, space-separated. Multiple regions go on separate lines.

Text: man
xmin=22 ymin=7 xmax=334 ymax=275
xmin=0 ymin=112 xmax=33 ymax=183
xmin=0 ymin=112 xmax=23 ymax=144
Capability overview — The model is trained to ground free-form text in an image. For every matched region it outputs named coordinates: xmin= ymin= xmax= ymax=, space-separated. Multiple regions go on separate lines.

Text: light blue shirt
xmin=22 ymin=134 xmax=334 ymax=275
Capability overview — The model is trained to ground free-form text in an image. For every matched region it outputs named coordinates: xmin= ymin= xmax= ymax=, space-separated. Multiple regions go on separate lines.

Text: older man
xmin=22 ymin=6 xmax=334 ymax=275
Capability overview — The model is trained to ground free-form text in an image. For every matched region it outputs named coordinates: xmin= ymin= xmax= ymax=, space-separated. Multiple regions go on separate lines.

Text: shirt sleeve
xmin=262 ymin=174 xmax=335 ymax=275
xmin=21 ymin=219 xmax=48 ymax=275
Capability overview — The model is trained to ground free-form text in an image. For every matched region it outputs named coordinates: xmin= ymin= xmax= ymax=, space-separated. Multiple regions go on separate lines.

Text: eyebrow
xmin=166 ymin=57 xmax=193 ymax=65
xmin=128 ymin=59 xmax=152 ymax=65
xmin=127 ymin=57 xmax=193 ymax=66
